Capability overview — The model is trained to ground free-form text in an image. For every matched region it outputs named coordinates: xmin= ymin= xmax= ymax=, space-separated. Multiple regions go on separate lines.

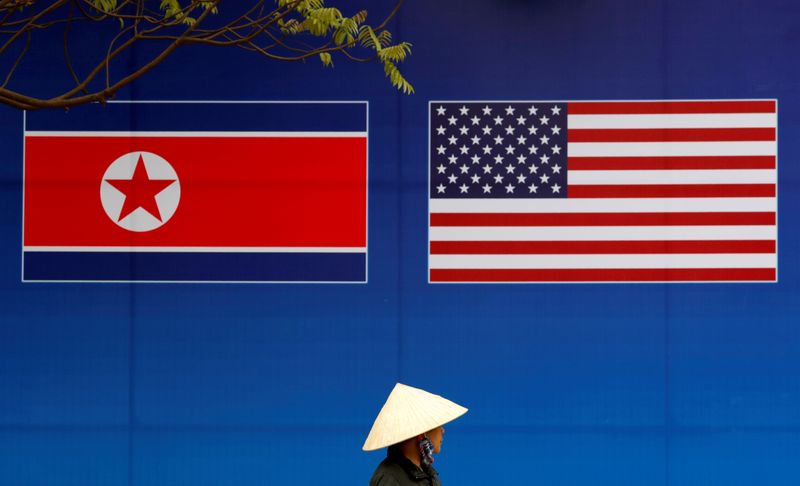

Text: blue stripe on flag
xmin=25 ymin=102 xmax=367 ymax=133
xmin=23 ymin=252 xmax=367 ymax=282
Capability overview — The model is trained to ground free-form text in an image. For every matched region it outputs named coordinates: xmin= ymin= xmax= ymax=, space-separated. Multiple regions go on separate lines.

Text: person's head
xmin=422 ymin=426 xmax=444 ymax=454
xmin=362 ymin=383 xmax=467 ymax=457
xmin=388 ymin=424 xmax=445 ymax=467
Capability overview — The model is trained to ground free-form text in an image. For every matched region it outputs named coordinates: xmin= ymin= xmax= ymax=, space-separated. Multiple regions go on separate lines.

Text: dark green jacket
xmin=368 ymin=448 xmax=442 ymax=486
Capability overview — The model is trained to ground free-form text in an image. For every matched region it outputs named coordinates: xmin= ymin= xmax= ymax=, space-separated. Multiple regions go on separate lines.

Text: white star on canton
xmin=493 ymin=154 xmax=504 ymax=164
xmin=436 ymin=126 xmax=446 ymax=135
xmin=505 ymin=183 xmax=515 ymax=193
xmin=482 ymin=183 xmax=492 ymax=193
xmin=459 ymin=164 xmax=470 ymax=174
xmin=552 ymin=145 xmax=562 ymax=155
xmin=528 ymin=105 xmax=538 ymax=115
xmin=482 ymin=105 xmax=493 ymax=116
xmin=493 ymin=174 xmax=504 ymax=184
xmin=448 ymin=115 xmax=457 ymax=125
xmin=552 ymin=183 xmax=561 ymax=193
xmin=505 ymin=106 xmax=515 ymax=115
xmin=459 ymin=183 xmax=469 ymax=194
xmin=539 ymin=115 xmax=549 ymax=125
xmin=436 ymin=106 xmax=446 ymax=116
xmin=528 ymin=164 xmax=539 ymax=174
xmin=459 ymin=125 xmax=469 ymax=135
xmin=482 ymin=145 xmax=493 ymax=155
xmin=516 ymin=154 xmax=527 ymax=164
xmin=448 ymin=154 xmax=458 ymax=164
xmin=505 ymin=164 xmax=516 ymax=174
xmin=539 ymin=154 xmax=550 ymax=164
xmin=471 ymin=174 xmax=481 ymax=184
xmin=436 ymin=145 xmax=446 ymax=155
xmin=459 ymin=106 xmax=469 ymax=116
xmin=551 ymin=125 xmax=561 ymax=135
xmin=481 ymin=126 xmax=492 ymax=135
xmin=540 ymin=174 xmax=550 ymax=183
xmin=539 ymin=134 xmax=550 ymax=145
xmin=504 ymin=125 xmax=516 ymax=135
xmin=470 ymin=115 xmax=480 ymax=125
xmin=448 ymin=135 xmax=457 ymax=145
xmin=527 ymin=125 xmax=538 ymax=135
xmin=436 ymin=164 xmax=446 ymax=174
xmin=448 ymin=174 xmax=458 ymax=184
xmin=471 ymin=154 xmax=481 ymax=164
xmin=459 ymin=145 xmax=469 ymax=155
xmin=516 ymin=115 xmax=527 ymax=125
xmin=528 ymin=145 xmax=539 ymax=155
xmin=517 ymin=135 xmax=527 ymax=145
xmin=493 ymin=135 xmax=504 ymax=145
xmin=552 ymin=164 xmax=562 ymax=174
xmin=493 ymin=116 xmax=504 ymax=125
xmin=528 ymin=183 xmax=538 ymax=193
xmin=505 ymin=145 xmax=516 ymax=155
xmin=471 ymin=135 xmax=481 ymax=145
xmin=436 ymin=183 xmax=446 ymax=193
xmin=551 ymin=106 xmax=562 ymax=115
xmin=482 ymin=164 xmax=493 ymax=174
xmin=517 ymin=174 xmax=527 ymax=183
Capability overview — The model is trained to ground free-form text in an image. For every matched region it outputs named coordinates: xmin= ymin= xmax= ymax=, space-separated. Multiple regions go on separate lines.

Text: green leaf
xmin=319 ymin=52 xmax=333 ymax=67
xmin=383 ymin=61 xmax=414 ymax=94
xmin=378 ymin=42 xmax=412 ymax=62
xmin=91 ymin=0 xmax=118 ymax=13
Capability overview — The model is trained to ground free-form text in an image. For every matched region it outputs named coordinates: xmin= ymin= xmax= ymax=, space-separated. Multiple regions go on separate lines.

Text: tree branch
xmin=0 ymin=0 xmax=412 ymax=109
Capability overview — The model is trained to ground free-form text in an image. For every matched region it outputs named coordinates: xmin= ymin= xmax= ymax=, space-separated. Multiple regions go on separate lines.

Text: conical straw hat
xmin=362 ymin=383 xmax=468 ymax=451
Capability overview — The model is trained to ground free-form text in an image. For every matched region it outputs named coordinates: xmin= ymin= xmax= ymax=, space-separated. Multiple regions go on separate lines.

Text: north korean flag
xmin=23 ymin=102 xmax=367 ymax=282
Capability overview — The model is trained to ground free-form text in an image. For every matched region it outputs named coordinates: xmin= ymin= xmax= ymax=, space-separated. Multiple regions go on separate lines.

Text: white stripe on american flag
xmin=567 ymin=113 xmax=777 ymax=129
xmin=429 ymin=99 xmax=777 ymax=283
xmin=430 ymin=198 xmax=776 ymax=213
xmin=568 ymin=169 xmax=776 ymax=185
xmin=431 ymin=226 xmax=776 ymax=241
xmin=567 ymin=141 xmax=776 ymax=157
xmin=431 ymin=254 xmax=776 ymax=270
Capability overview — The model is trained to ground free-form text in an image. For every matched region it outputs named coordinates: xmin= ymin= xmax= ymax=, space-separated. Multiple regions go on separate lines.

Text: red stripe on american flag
xmin=568 ymin=100 xmax=776 ymax=115
xmin=568 ymin=184 xmax=775 ymax=198
xmin=431 ymin=212 xmax=775 ymax=227
xmin=430 ymin=268 xmax=777 ymax=282
xmin=568 ymin=127 xmax=775 ymax=142
xmin=430 ymin=240 xmax=776 ymax=255
xmin=568 ymin=156 xmax=776 ymax=171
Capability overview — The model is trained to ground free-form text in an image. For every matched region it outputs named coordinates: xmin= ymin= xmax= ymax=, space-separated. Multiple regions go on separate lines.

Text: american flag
xmin=428 ymin=100 xmax=777 ymax=283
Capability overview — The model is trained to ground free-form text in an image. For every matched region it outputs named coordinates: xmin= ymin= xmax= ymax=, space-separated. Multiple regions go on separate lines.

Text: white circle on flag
xmin=100 ymin=151 xmax=181 ymax=232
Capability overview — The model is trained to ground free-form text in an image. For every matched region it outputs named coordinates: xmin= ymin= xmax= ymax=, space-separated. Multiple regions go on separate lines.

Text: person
xmin=363 ymin=383 xmax=468 ymax=486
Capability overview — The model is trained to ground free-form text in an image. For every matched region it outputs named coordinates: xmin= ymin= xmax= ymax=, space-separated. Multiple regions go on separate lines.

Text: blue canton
xmin=430 ymin=102 xmax=568 ymax=199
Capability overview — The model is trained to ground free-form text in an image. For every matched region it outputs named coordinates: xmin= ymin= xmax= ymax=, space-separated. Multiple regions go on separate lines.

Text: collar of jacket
xmin=387 ymin=447 xmax=439 ymax=482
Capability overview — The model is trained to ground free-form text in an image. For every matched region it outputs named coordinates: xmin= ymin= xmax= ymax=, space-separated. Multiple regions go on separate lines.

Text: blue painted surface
xmin=1 ymin=0 xmax=799 ymax=484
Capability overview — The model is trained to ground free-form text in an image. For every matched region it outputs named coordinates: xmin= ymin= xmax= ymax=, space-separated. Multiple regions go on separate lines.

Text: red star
xmin=105 ymin=155 xmax=176 ymax=222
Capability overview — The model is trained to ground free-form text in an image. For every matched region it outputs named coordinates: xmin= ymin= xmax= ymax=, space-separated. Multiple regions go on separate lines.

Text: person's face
xmin=426 ymin=426 xmax=445 ymax=454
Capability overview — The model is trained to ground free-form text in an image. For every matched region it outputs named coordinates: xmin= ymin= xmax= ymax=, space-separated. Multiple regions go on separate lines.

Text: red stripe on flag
xmin=568 ymin=184 xmax=775 ymax=198
xmin=430 ymin=240 xmax=776 ymax=255
xmin=568 ymin=127 xmax=775 ymax=142
xmin=24 ymin=136 xmax=367 ymax=247
xmin=568 ymin=156 xmax=776 ymax=170
xmin=430 ymin=212 xmax=775 ymax=227
xmin=430 ymin=268 xmax=776 ymax=282
xmin=568 ymin=100 xmax=776 ymax=115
